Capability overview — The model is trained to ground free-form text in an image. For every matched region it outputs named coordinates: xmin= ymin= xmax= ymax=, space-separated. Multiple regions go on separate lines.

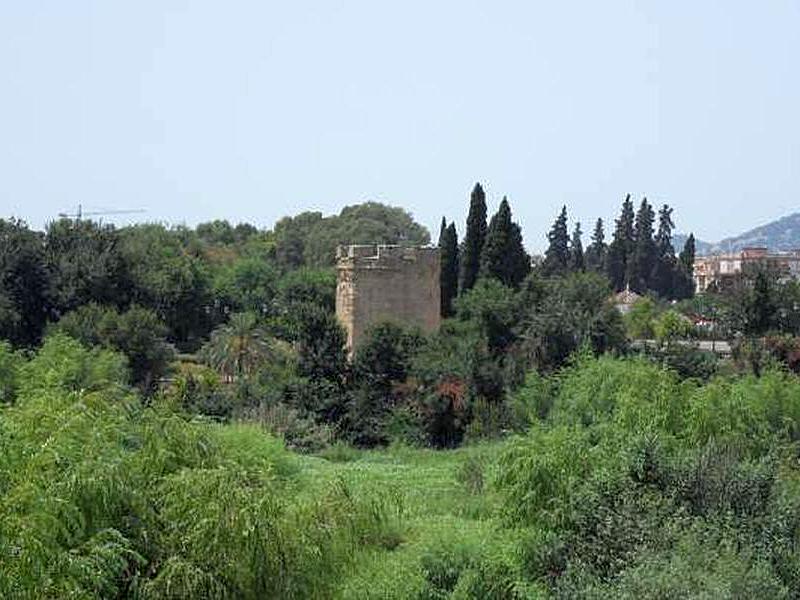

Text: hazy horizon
xmin=2 ymin=2 xmax=798 ymax=251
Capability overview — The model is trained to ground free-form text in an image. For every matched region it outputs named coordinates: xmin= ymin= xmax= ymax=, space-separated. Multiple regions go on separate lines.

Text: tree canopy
xmin=274 ymin=202 xmax=429 ymax=268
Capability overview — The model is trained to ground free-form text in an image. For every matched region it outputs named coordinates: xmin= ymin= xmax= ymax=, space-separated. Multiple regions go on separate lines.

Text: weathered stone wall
xmin=336 ymin=245 xmax=441 ymax=351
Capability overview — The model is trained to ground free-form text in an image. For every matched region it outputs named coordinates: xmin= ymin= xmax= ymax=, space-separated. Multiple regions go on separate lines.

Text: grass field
xmin=296 ymin=441 xmax=516 ymax=598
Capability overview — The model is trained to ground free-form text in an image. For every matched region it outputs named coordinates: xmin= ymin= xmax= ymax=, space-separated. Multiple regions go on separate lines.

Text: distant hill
xmin=675 ymin=212 xmax=800 ymax=256
xmin=672 ymin=233 xmax=712 ymax=256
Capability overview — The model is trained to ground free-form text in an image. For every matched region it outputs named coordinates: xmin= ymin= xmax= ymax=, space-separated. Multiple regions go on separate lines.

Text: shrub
xmin=550 ymin=355 xmax=687 ymax=434
xmin=519 ymin=272 xmax=627 ymax=372
xmin=0 ymin=339 xmax=408 ymax=598
xmin=653 ymin=309 xmax=694 ymax=346
xmin=624 ymin=296 xmax=658 ymax=339
xmin=52 ymin=304 xmax=174 ymax=390
xmin=654 ymin=344 xmax=718 ymax=380
xmin=245 ymin=401 xmax=334 ymax=453
xmin=168 ymin=363 xmax=233 ymax=419
xmin=497 ymin=425 xmax=599 ymax=529
xmin=19 ymin=333 xmax=129 ymax=397
xmin=384 ymin=404 xmax=427 ymax=447
xmin=455 ymin=278 xmax=520 ymax=354
xmin=507 ymin=370 xmax=554 ymax=425
xmin=455 ymin=455 xmax=486 ymax=495
xmin=764 ymin=334 xmax=800 ymax=373
xmin=495 ymin=354 xmax=800 ymax=596
xmin=684 ymin=370 xmax=800 ymax=454
xmin=344 ymin=322 xmax=423 ymax=447
xmin=411 ymin=321 xmax=498 ymax=447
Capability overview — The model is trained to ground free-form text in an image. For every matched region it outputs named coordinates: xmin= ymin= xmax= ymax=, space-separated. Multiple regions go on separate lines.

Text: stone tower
xmin=336 ymin=245 xmax=440 ymax=351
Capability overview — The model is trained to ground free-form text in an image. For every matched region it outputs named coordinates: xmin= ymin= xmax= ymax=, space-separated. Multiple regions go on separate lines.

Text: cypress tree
xmin=674 ymin=233 xmax=696 ymax=299
xmin=626 ymin=198 xmax=656 ymax=293
xmin=650 ymin=204 xmax=676 ymax=298
xmin=438 ymin=220 xmax=459 ymax=317
xmin=654 ymin=205 xmax=675 ymax=256
xmin=585 ymin=218 xmax=607 ymax=273
xmin=438 ymin=216 xmax=448 ymax=302
xmin=542 ymin=206 xmax=570 ymax=276
xmin=437 ymin=216 xmax=447 ymax=269
xmin=459 ymin=182 xmax=487 ymax=292
xmin=479 ymin=197 xmax=530 ymax=287
xmin=570 ymin=222 xmax=584 ymax=272
xmin=747 ymin=267 xmax=775 ymax=335
xmin=606 ymin=194 xmax=635 ymax=291
xmin=679 ymin=233 xmax=696 ymax=273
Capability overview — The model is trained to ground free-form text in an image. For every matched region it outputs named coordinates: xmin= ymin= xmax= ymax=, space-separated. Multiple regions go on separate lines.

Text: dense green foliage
xmin=0 ymin=338 xmax=410 ymax=598
xmin=6 ymin=339 xmax=800 ymax=597
xmin=496 ymin=355 xmax=800 ymax=597
xmin=0 ymin=202 xmax=420 ymax=353
xmin=519 ymin=272 xmax=627 ymax=371
xmin=5 ymin=191 xmax=800 ymax=597
xmin=2 ymin=189 xmax=660 ymax=450
xmin=273 ymin=203 xmax=430 ymax=269
xmin=51 ymin=303 xmax=174 ymax=390
xmin=0 ymin=219 xmax=50 ymax=347
xmin=576 ymin=195 xmax=694 ymax=299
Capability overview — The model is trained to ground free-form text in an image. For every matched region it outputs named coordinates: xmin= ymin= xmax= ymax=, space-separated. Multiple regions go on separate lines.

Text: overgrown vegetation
xmin=6 ymin=341 xmax=800 ymax=597
xmin=0 ymin=337 xmax=407 ymax=598
xmin=495 ymin=354 xmax=800 ymax=597
xmin=4 ymin=189 xmax=800 ymax=596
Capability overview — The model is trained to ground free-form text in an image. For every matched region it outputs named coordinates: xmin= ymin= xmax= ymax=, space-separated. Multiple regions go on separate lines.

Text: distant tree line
xmin=0 ymin=187 xmax=698 ymax=451
xmin=0 ymin=204 xmax=424 ymax=387
xmin=437 ymin=185 xmax=696 ymax=321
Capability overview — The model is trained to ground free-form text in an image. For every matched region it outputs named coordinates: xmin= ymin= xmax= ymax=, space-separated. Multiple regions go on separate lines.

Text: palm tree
xmin=201 ymin=312 xmax=272 ymax=381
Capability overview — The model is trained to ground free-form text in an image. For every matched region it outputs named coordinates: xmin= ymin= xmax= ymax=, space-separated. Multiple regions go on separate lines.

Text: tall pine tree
xmin=674 ymin=233 xmax=696 ymax=299
xmin=479 ymin=197 xmax=530 ymax=287
xmin=570 ymin=222 xmax=584 ymax=272
xmin=650 ymin=204 xmax=676 ymax=298
xmin=438 ymin=219 xmax=459 ymax=317
xmin=542 ymin=206 xmax=570 ymax=276
xmin=626 ymin=198 xmax=657 ymax=294
xmin=679 ymin=233 xmax=696 ymax=273
xmin=606 ymin=195 xmax=635 ymax=291
xmin=459 ymin=182 xmax=487 ymax=292
xmin=585 ymin=218 xmax=607 ymax=273
xmin=654 ymin=205 xmax=675 ymax=255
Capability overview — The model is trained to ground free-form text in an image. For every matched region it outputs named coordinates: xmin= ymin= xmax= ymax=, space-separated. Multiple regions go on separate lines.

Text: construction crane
xmin=57 ymin=204 xmax=146 ymax=221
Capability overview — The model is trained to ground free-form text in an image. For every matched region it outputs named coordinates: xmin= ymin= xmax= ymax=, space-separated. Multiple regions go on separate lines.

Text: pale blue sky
xmin=1 ymin=1 xmax=798 ymax=250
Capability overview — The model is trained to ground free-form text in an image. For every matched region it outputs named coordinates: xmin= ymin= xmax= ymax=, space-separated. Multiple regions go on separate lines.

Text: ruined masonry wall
xmin=336 ymin=245 xmax=440 ymax=350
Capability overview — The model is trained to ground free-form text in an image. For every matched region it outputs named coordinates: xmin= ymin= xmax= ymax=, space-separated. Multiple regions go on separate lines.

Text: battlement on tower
xmin=336 ymin=245 xmax=440 ymax=351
